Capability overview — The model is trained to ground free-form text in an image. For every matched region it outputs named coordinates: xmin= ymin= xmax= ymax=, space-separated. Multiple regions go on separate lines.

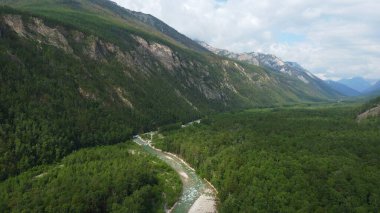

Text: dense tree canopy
xmin=155 ymin=104 xmax=380 ymax=212
xmin=0 ymin=12 xmax=200 ymax=179
xmin=0 ymin=143 xmax=181 ymax=212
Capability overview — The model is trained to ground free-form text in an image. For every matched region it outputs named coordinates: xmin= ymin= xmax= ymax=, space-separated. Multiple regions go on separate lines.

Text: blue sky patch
xmin=215 ymin=0 xmax=227 ymax=3
xmin=277 ymin=32 xmax=306 ymax=43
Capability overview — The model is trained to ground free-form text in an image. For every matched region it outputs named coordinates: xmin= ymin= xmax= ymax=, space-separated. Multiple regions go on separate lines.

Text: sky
xmin=112 ymin=0 xmax=380 ymax=81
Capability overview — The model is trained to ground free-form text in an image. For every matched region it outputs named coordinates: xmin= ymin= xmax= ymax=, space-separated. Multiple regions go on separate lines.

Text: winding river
xmin=134 ymin=136 xmax=217 ymax=213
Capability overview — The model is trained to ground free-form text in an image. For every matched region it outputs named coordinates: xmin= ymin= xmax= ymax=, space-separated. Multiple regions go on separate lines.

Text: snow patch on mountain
xmin=298 ymin=75 xmax=309 ymax=84
xmin=198 ymin=41 xmax=319 ymax=85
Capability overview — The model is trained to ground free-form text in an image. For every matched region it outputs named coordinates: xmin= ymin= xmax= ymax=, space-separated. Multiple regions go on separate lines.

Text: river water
xmin=134 ymin=136 xmax=217 ymax=213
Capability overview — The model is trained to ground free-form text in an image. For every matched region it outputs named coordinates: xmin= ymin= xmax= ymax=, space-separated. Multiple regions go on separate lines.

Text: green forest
xmin=0 ymin=1 xmax=380 ymax=212
xmin=0 ymin=143 xmax=181 ymax=212
xmin=154 ymin=103 xmax=380 ymax=212
xmin=360 ymin=96 xmax=380 ymax=113
xmin=0 ymin=3 xmax=343 ymax=182
xmin=0 ymin=7 xmax=201 ymax=180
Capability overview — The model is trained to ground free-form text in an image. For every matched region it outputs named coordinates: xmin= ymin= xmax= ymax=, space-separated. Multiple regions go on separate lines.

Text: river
xmin=134 ymin=136 xmax=217 ymax=213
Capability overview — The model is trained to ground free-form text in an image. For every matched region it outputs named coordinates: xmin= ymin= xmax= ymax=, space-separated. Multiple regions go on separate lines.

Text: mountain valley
xmin=0 ymin=0 xmax=379 ymax=212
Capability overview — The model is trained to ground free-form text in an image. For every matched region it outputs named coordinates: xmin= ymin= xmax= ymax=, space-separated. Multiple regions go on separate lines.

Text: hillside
xmin=0 ymin=0 xmax=208 ymax=53
xmin=91 ymin=0 xmax=209 ymax=53
xmin=338 ymin=77 xmax=372 ymax=92
xmin=198 ymin=41 xmax=342 ymax=99
xmin=325 ymin=80 xmax=361 ymax=97
xmin=0 ymin=0 xmax=342 ymax=180
xmin=0 ymin=143 xmax=182 ymax=212
xmin=364 ymin=81 xmax=380 ymax=95
xmin=154 ymin=105 xmax=380 ymax=212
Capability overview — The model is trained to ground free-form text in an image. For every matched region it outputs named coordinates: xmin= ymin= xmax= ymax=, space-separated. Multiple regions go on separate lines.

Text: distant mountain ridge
xmin=338 ymin=77 xmax=372 ymax=92
xmin=324 ymin=80 xmax=361 ymax=97
xmin=364 ymin=81 xmax=380 ymax=94
xmin=198 ymin=41 xmax=342 ymax=99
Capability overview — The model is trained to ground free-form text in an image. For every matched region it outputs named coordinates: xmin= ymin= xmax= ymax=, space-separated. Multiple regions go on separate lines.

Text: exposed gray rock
xmin=114 ymin=87 xmax=134 ymax=109
xmin=27 ymin=17 xmax=73 ymax=53
xmin=3 ymin=14 xmax=25 ymax=36
xmin=71 ymin=30 xmax=85 ymax=42
xmin=357 ymin=105 xmax=380 ymax=122
xmin=78 ymin=87 xmax=97 ymax=101
xmin=133 ymin=35 xmax=180 ymax=70
xmin=3 ymin=15 xmax=73 ymax=53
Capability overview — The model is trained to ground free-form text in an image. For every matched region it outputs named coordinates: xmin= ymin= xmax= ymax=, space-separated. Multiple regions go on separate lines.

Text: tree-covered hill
xmin=0 ymin=143 xmax=181 ymax=212
xmin=0 ymin=0 xmax=341 ymax=180
xmin=155 ymin=104 xmax=380 ymax=212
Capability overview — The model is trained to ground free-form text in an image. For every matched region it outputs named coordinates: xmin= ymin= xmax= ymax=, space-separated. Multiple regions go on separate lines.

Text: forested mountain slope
xmin=89 ymin=0 xmax=209 ymax=52
xmin=155 ymin=105 xmax=380 ymax=212
xmin=0 ymin=0 xmax=208 ymax=52
xmin=0 ymin=0 xmax=341 ymax=180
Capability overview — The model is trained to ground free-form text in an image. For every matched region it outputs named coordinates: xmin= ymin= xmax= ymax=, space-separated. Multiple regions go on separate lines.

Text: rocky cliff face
xmin=1 ymin=10 xmax=340 ymax=114
xmin=0 ymin=13 xmax=245 ymax=111
xmin=3 ymin=14 xmax=72 ymax=52
xmin=357 ymin=105 xmax=380 ymax=122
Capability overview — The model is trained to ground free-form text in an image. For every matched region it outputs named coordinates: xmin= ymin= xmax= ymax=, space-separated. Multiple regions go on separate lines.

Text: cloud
xmin=112 ymin=0 xmax=380 ymax=80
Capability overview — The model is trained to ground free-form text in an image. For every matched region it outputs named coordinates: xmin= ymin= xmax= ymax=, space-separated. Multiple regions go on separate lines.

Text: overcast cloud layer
xmin=112 ymin=0 xmax=380 ymax=80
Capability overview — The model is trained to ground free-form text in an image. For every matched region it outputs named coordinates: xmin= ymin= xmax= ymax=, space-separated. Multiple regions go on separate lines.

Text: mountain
xmin=324 ymin=80 xmax=361 ymax=97
xmin=81 ymin=0 xmax=209 ymax=53
xmin=198 ymin=41 xmax=342 ymax=99
xmin=338 ymin=77 xmax=372 ymax=92
xmin=0 ymin=0 xmax=208 ymax=53
xmin=0 ymin=0 xmax=342 ymax=179
xmin=364 ymin=80 xmax=380 ymax=95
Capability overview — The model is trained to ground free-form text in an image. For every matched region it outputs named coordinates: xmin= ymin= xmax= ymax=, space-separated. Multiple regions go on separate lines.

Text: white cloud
xmin=112 ymin=0 xmax=380 ymax=80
